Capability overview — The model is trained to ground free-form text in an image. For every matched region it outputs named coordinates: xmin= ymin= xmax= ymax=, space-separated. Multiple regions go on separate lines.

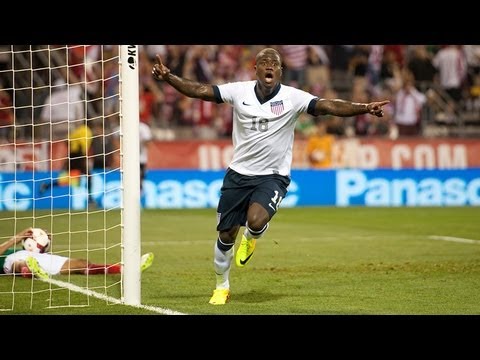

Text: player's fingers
xmin=378 ymin=100 xmax=390 ymax=106
xmin=152 ymin=63 xmax=160 ymax=77
xmin=156 ymin=54 xmax=163 ymax=66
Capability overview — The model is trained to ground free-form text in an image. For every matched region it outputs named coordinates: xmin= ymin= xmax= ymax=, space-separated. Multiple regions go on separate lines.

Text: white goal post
xmin=120 ymin=45 xmax=141 ymax=305
xmin=0 ymin=45 xmax=141 ymax=310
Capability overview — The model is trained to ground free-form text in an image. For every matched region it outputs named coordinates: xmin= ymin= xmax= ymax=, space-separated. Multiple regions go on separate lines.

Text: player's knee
xmin=218 ymin=231 xmax=236 ymax=246
xmin=247 ymin=222 xmax=269 ymax=238
xmin=247 ymin=204 xmax=270 ymax=231
xmin=246 ymin=217 xmax=269 ymax=232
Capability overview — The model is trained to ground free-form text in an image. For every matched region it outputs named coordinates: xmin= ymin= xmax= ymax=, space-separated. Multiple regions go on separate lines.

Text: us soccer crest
xmin=270 ymin=100 xmax=284 ymax=115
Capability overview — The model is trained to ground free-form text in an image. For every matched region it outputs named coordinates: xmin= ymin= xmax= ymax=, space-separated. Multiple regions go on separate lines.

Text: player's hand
xmin=366 ymin=100 xmax=390 ymax=117
xmin=152 ymin=54 xmax=171 ymax=81
xmin=16 ymin=228 xmax=33 ymax=243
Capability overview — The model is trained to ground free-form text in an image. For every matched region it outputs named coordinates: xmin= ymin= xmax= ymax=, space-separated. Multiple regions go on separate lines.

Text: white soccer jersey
xmin=3 ymin=250 xmax=68 ymax=275
xmin=215 ymin=80 xmax=317 ymax=176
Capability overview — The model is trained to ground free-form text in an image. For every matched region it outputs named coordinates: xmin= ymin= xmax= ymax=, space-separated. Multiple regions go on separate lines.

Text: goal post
xmin=120 ymin=45 xmax=141 ymax=305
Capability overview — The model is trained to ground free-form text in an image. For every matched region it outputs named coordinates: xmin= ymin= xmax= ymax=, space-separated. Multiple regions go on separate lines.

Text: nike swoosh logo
xmin=240 ymin=253 xmax=254 ymax=265
xmin=242 ymin=101 xmax=252 ymax=106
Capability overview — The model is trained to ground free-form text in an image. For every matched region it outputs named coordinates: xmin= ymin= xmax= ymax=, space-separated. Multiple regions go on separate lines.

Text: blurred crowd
xmin=139 ymin=45 xmax=480 ymax=141
xmin=1 ymin=45 xmax=480 ymax=145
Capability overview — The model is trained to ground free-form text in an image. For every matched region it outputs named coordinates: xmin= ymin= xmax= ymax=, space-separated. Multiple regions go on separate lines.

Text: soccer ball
xmin=22 ymin=228 xmax=51 ymax=253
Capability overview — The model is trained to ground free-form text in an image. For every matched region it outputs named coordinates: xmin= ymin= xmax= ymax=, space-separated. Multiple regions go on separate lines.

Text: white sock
xmin=213 ymin=239 xmax=234 ymax=290
xmin=244 ymin=222 xmax=269 ymax=240
xmin=243 ymin=227 xmax=253 ymax=240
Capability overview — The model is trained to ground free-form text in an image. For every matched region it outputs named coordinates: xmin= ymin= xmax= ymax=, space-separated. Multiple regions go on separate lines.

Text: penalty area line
xmin=41 ymin=278 xmax=186 ymax=315
xmin=428 ymin=235 xmax=480 ymax=245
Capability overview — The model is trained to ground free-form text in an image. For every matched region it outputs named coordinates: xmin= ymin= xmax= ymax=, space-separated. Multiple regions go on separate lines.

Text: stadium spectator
xmin=152 ymin=47 xmax=389 ymax=305
xmin=351 ymin=86 xmax=374 ymax=136
xmin=0 ymin=227 xmax=154 ymax=279
xmin=407 ymin=45 xmax=437 ymax=91
xmin=393 ymin=71 xmax=427 ymax=137
xmin=379 ymin=48 xmax=402 ymax=93
xmin=279 ymin=45 xmax=309 ymax=88
xmin=39 ymin=120 xmax=97 ymax=207
xmin=139 ymin=82 xmax=163 ymax=126
xmin=464 ymin=45 xmax=480 ymax=87
xmin=367 ymin=45 xmax=384 ymax=87
xmin=432 ymin=45 xmax=467 ymax=103
xmin=39 ymin=78 xmax=84 ymax=141
xmin=305 ymin=45 xmax=330 ymax=90
xmin=349 ymin=45 xmax=370 ymax=79
xmin=90 ymin=119 xmax=114 ymax=172
xmin=0 ymin=86 xmax=13 ymax=142
xmin=306 ymin=118 xmax=335 ymax=168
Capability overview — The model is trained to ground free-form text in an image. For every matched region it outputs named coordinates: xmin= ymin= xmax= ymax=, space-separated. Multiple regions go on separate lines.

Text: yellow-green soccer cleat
xmin=25 ymin=256 xmax=49 ymax=280
xmin=235 ymin=235 xmax=256 ymax=267
xmin=140 ymin=252 xmax=154 ymax=272
xmin=209 ymin=289 xmax=230 ymax=305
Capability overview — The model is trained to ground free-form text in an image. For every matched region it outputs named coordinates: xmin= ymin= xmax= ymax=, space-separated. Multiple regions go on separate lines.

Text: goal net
xmin=0 ymin=45 xmax=141 ymax=311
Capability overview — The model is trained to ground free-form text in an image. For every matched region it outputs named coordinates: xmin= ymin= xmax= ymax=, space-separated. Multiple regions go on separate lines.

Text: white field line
xmin=428 ymin=235 xmax=480 ymax=245
xmin=39 ymin=277 xmax=186 ymax=315
xmin=53 ymin=240 xmax=212 ymax=249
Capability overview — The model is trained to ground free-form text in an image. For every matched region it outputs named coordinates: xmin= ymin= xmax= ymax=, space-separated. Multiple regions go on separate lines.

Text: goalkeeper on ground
xmin=0 ymin=228 xmax=154 ymax=279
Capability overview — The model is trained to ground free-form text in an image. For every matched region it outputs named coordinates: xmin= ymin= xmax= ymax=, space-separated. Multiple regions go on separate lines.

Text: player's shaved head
xmin=256 ymin=48 xmax=282 ymax=64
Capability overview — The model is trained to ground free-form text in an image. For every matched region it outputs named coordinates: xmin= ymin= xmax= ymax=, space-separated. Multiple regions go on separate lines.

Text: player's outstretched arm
xmin=152 ymin=54 xmax=216 ymax=102
xmin=314 ymin=99 xmax=390 ymax=117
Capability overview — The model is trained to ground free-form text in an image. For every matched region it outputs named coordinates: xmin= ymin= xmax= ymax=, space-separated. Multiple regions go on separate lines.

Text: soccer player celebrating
xmin=152 ymin=47 xmax=389 ymax=305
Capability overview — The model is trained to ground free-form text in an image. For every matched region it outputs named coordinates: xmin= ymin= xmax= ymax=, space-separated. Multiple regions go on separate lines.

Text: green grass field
xmin=1 ymin=207 xmax=479 ymax=315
